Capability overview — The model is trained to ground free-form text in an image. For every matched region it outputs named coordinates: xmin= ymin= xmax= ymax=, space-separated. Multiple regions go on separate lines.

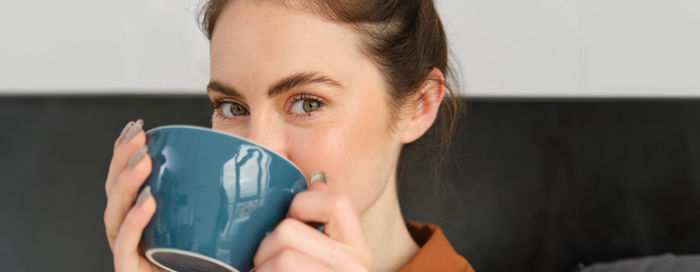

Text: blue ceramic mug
xmin=138 ymin=125 xmax=307 ymax=272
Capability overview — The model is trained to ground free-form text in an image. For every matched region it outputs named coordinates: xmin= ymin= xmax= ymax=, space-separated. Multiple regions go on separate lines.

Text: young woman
xmin=103 ymin=0 xmax=473 ymax=271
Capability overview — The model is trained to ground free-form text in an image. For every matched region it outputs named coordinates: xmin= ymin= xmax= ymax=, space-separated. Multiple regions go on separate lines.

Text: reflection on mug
xmin=223 ymin=144 xmax=272 ymax=220
xmin=217 ymin=144 xmax=273 ymax=264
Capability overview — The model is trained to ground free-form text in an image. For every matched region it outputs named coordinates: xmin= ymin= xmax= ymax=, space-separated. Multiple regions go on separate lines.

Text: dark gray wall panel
xmin=400 ymin=99 xmax=700 ymax=271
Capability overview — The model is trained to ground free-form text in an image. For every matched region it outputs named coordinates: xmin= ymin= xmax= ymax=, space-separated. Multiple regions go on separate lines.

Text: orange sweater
xmin=398 ymin=221 xmax=475 ymax=272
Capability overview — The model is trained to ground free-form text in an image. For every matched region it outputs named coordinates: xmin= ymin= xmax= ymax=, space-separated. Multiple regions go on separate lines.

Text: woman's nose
xmin=246 ymin=112 xmax=288 ymax=157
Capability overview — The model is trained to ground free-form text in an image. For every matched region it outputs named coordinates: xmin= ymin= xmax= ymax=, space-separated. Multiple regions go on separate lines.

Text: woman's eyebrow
xmin=207 ymin=72 xmax=343 ymax=98
xmin=207 ymin=80 xmax=244 ymax=99
xmin=267 ymin=72 xmax=343 ymax=97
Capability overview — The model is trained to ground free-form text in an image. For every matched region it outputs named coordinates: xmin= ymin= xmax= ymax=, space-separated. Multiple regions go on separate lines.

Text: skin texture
xmin=103 ymin=1 xmax=445 ymax=271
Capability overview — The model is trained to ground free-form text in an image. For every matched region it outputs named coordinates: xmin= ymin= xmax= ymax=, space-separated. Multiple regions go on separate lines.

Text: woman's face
xmin=208 ymin=1 xmax=405 ymax=214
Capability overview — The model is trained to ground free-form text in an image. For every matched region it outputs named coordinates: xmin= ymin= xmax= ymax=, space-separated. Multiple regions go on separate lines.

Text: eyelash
xmin=210 ymin=93 xmax=326 ymax=121
xmin=288 ymin=94 xmax=325 ymax=118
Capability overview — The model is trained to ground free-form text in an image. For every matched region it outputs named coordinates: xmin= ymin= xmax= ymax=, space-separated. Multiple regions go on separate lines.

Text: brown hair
xmin=200 ymin=0 xmax=463 ymax=180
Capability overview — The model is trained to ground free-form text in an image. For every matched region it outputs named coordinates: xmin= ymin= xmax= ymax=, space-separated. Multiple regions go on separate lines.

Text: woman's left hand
xmin=253 ymin=180 xmax=372 ymax=271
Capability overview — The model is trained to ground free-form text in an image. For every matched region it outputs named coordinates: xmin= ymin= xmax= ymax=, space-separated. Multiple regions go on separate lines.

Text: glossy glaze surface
xmin=139 ymin=126 xmax=307 ymax=271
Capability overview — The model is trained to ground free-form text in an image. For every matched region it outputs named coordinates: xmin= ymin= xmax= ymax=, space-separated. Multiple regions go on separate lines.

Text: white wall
xmin=438 ymin=0 xmax=700 ymax=97
xmin=0 ymin=0 xmax=210 ymax=94
xmin=1 ymin=0 xmax=699 ymax=97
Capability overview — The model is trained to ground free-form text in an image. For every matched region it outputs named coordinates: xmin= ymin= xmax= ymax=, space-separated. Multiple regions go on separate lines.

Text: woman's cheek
xmin=286 ymin=126 xmax=391 ymax=214
xmin=287 ymin=130 xmax=344 ymax=178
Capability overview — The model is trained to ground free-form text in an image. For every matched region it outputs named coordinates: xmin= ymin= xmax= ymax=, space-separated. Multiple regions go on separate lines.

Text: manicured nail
xmin=123 ymin=119 xmax=144 ymax=144
xmin=117 ymin=121 xmax=135 ymax=144
xmin=309 ymin=171 xmax=326 ymax=185
xmin=128 ymin=146 xmax=148 ymax=169
xmin=135 ymin=185 xmax=151 ymax=206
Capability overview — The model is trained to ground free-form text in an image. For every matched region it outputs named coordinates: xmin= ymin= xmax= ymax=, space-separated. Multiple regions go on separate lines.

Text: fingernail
xmin=123 ymin=119 xmax=144 ymax=144
xmin=135 ymin=185 xmax=151 ymax=206
xmin=310 ymin=171 xmax=326 ymax=185
xmin=117 ymin=121 xmax=135 ymax=145
xmin=128 ymin=146 xmax=148 ymax=169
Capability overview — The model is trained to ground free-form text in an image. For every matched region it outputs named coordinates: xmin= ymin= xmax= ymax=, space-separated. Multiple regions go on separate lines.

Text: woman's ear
xmin=399 ymin=67 xmax=446 ymax=144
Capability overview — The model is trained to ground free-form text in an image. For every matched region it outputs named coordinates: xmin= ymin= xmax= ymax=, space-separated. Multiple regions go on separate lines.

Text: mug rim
xmin=145 ymin=248 xmax=241 ymax=272
xmin=146 ymin=125 xmax=305 ymax=178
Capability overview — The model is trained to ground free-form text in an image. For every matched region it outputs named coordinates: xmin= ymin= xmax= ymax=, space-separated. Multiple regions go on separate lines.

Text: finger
xmin=106 ymin=127 xmax=146 ymax=196
xmin=112 ymin=119 xmax=146 ymax=150
xmin=287 ymin=186 xmax=365 ymax=246
xmin=254 ymin=218 xmax=362 ymax=270
xmin=256 ymin=249 xmax=332 ymax=272
xmin=105 ymin=152 xmax=152 ymax=249
xmin=113 ymin=188 xmax=156 ymax=272
xmin=106 ymin=120 xmax=145 ymax=196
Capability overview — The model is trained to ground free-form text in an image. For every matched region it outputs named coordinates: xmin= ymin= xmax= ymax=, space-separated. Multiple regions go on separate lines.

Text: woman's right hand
xmin=103 ymin=120 xmax=163 ymax=272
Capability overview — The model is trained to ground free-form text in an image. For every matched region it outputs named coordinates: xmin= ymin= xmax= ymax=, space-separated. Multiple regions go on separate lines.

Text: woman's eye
xmin=220 ymin=102 xmax=249 ymax=117
xmin=291 ymin=99 xmax=322 ymax=114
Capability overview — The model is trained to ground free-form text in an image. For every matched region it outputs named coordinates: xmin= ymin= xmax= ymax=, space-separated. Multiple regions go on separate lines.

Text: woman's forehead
xmin=210 ymin=0 xmax=359 ymax=54
xmin=209 ymin=1 xmax=379 ymax=95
